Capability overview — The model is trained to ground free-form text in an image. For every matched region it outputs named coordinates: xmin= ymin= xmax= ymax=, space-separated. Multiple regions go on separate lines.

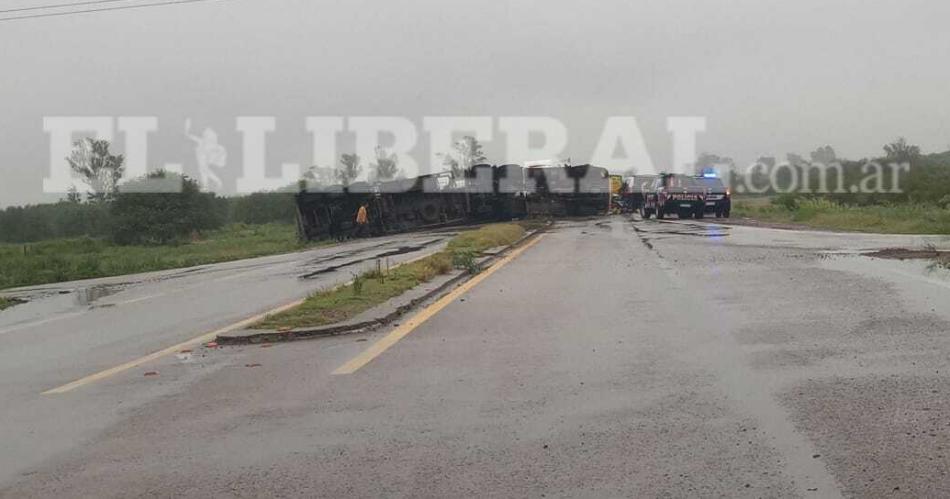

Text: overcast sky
xmin=2 ymin=0 xmax=950 ymax=206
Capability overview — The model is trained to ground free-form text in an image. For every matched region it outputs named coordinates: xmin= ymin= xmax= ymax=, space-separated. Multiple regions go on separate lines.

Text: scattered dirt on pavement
xmin=703 ymin=217 xmax=835 ymax=232
xmin=863 ymin=248 xmax=950 ymax=261
xmin=780 ymin=375 xmax=950 ymax=498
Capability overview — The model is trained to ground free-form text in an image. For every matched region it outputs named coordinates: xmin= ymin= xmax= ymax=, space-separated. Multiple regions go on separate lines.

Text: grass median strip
xmin=253 ymin=223 xmax=526 ymax=330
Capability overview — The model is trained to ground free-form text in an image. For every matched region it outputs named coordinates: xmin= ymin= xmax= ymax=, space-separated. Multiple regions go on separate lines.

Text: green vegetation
xmin=711 ymin=138 xmax=950 ymax=238
xmin=0 ymin=189 xmax=296 ymax=244
xmin=255 ymin=252 xmax=454 ymax=329
xmin=446 ymin=222 xmax=525 ymax=254
xmin=0 ymin=138 xmax=299 ymax=245
xmin=718 ymin=139 xmax=950 ymax=234
xmin=228 ymin=191 xmax=297 ymax=225
xmin=0 ymin=150 xmax=304 ymax=289
xmin=0 ymin=201 xmax=113 ymax=243
xmin=255 ymin=223 xmax=526 ymax=329
xmin=110 ymin=172 xmax=222 ymax=245
xmin=0 ymin=297 xmax=19 ymax=311
xmin=733 ymin=197 xmax=950 ymax=234
xmin=0 ymin=223 xmax=309 ymax=290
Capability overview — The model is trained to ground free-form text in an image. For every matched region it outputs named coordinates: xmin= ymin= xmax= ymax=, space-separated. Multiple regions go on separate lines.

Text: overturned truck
xmin=295 ymin=164 xmax=610 ymax=241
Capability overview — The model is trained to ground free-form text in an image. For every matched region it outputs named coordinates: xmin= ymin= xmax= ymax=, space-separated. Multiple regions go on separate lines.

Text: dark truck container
xmin=295 ymin=172 xmax=471 ymax=241
xmin=640 ymin=174 xmax=708 ymax=219
xmin=524 ymin=164 xmax=610 ymax=217
xmin=295 ymin=163 xmax=609 ymax=241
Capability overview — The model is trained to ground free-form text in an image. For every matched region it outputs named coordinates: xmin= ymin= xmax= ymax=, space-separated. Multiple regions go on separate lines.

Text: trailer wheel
xmin=420 ymin=203 xmax=440 ymax=223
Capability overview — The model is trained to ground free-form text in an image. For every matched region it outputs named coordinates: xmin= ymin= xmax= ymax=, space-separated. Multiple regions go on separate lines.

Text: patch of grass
xmin=447 ymin=223 xmax=526 ymax=253
xmin=516 ymin=218 xmax=551 ymax=232
xmin=0 ymin=223 xmax=314 ymax=290
xmin=0 ymin=297 xmax=18 ymax=311
xmin=733 ymin=198 xmax=950 ymax=234
xmin=255 ymin=223 xmax=526 ymax=329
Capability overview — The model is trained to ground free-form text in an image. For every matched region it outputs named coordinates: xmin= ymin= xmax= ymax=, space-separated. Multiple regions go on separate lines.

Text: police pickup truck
xmin=639 ymin=173 xmax=708 ymax=219
xmin=693 ymin=175 xmax=731 ymax=218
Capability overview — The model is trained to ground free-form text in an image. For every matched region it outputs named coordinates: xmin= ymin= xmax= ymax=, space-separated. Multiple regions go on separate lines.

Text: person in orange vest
xmin=354 ymin=203 xmax=369 ymax=237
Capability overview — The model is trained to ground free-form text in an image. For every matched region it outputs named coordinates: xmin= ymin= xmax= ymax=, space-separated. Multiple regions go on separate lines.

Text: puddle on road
xmin=885 ymin=257 xmax=950 ymax=283
xmin=73 ymin=285 xmax=120 ymax=306
xmin=863 ymin=247 xmax=950 ymax=261
xmin=821 ymin=254 xmax=950 ymax=322
xmin=299 ymin=238 xmax=445 ymax=279
xmin=304 ymin=240 xmax=396 ymax=267
xmin=0 ymin=297 xmax=27 ymax=312
xmin=822 ymin=253 xmax=950 ymax=285
xmin=632 ymin=220 xmax=731 ymax=241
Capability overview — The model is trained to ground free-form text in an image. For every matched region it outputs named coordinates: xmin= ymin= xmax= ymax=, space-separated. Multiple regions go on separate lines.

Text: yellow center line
xmin=332 ymin=233 xmax=545 ymax=375
xmin=41 ymin=246 xmax=447 ymax=395
xmin=42 ymin=298 xmax=307 ymax=395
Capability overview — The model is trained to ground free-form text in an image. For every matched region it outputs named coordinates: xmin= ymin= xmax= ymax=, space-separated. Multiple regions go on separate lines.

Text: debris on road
xmin=864 ymin=247 xmax=949 ymax=261
xmin=0 ymin=296 xmax=26 ymax=311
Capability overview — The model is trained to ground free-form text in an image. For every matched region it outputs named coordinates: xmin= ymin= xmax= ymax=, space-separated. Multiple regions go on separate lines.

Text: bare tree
xmin=441 ymin=136 xmax=487 ymax=177
xmin=756 ymin=156 xmax=776 ymax=169
xmin=66 ymin=138 xmax=125 ymax=202
xmin=301 ymin=164 xmax=335 ymax=186
xmin=65 ymin=185 xmax=82 ymax=204
xmin=694 ymin=152 xmax=734 ymax=175
xmin=371 ymin=146 xmax=400 ymax=181
xmin=809 ymin=145 xmax=837 ymax=165
xmin=883 ymin=137 xmax=920 ymax=162
xmin=335 ymin=153 xmax=362 ymax=186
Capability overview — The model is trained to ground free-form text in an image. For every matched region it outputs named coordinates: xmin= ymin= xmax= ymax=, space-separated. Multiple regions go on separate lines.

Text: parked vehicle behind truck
xmin=622 ymin=175 xmax=657 ymax=213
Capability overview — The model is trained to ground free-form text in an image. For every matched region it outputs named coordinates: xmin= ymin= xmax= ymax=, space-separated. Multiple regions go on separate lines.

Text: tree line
xmin=696 ymin=137 xmax=950 ymax=207
xmin=1 ymin=139 xmax=297 ymax=244
xmin=301 ymin=135 xmax=486 ymax=187
xmin=2 ymin=134 xmax=487 ymax=245
xmin=0 ymin=188 xmax=298 ymax=244
xmin=7 ymin=134 xmax=947 ymax=244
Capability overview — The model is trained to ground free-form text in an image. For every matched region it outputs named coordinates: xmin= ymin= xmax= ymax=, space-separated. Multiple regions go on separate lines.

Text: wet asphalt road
xmin=0 ymin=229 xmax=454 ymax=489
xmin=3 ymin=218 xmax=950 ymax=497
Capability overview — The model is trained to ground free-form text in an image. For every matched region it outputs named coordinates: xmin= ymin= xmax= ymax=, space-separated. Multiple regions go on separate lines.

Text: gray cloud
xmin=3 ymin=0 xmax=949 ymax=205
